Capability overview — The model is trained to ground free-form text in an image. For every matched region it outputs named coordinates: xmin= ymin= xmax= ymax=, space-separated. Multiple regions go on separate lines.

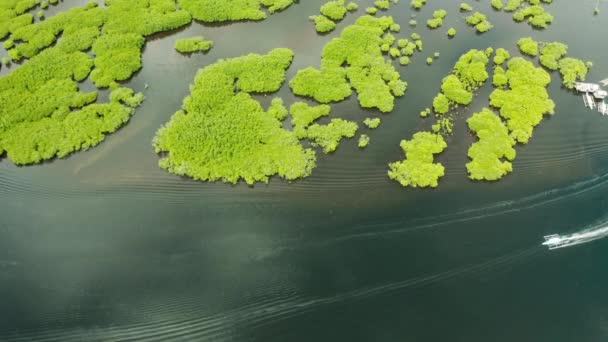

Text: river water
xmin=1 ymin=0 xmax=608 ymax=341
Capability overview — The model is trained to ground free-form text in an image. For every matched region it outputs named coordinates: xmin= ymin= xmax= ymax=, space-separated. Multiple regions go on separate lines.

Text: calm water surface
xmin=2 ymin=1 xmax=608 ymax=341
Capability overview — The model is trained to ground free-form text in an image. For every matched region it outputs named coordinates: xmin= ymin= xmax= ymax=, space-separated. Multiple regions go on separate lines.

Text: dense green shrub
xmin=493 ymin=48 xmax=510 ymax=65
xmin=388 ymin=132 xmax=447 ymax=188
xmin=460 ymin=3 xmax=473 ymax=11
xmin=358 ymin=134 xmax=370 ymax=148
xmin=289 ymin=102 xmax=331 ymax=138
xmin=447 ymin=28 xmax=456 ymax=37
xmin=539 ymin=42 xmax=567 ymax=70
xmin=517 ymin=37 xmax=538 ymax=56
xmin=489 ymin=57 xmax=554 ymax=143
xmin=491 ymin=0 xmax=504 ymax=10
xmin=466 ymin=12 xmax=493 ymax=32
xmin=426 ymin=9 xmax=447 ymax=29
xmin=267 ymin=98 xmax=288 ymax=121
xmin=363 ymin=117 xmax=381 ymax=129
xmin=321 ymin=0 xmax=347 ymax=20
xmin=466 ymin=108 xmax=516 ymax=180
xmin=306 ymin=119 xmax=358 ymax=153
xmin=411 ymin=0 xmax=427 ymax=10
xmin=513 ymin=5 xmax=553 ymax=28
xmin=175 ymin=36 xmax=213 ymax=53
xmin=153 ymin=48 xmax=317 ymax=185
xmin=291 ymin=16 xmax=407 ymax=113
xmin=310 ymin=15 xmax=336 ymax=33
xmin=177 ymin=0 xmax=294 ymax=22
xmin=558 ymin=57 xmax=588 ymax=89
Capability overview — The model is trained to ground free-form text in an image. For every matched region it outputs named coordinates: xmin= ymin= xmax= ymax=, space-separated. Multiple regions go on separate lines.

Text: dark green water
xmin=2 ymin=0 xmax=608 ymax=340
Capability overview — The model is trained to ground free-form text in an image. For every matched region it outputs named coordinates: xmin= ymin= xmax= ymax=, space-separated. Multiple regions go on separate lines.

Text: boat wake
xmin=543 ymin=224 xmax=608 ymax=250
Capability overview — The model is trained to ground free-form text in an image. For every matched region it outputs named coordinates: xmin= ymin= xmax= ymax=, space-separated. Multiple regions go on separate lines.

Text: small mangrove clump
xmin=388 ymin=132 xmax=447 ymax=188
xmin=363 ymin=117 xmax=381 ymax=129
xmin=174 ymin=36 xmax=213 ymax=53
xmin=426 ymin=9 xmax=447 ymax=29
xmin=517 ymin=37 xmax=538 ymax=57
xmin=460 ymin=3 xmax=473 ymax=12
xmin=466 ymin=108 xmax=516 ymax=181
xmin=358 ymin=134 xmax=370 ymax=148
xmin=411 ymin=0 xmax=428 ymax=10
xmin=466 ymin=12 xmax=493 ymax=33
xmin=291 ymin=16 xmax=408 ymax=113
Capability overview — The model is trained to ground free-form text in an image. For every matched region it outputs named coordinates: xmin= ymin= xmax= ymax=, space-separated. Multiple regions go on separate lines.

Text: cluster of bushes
xmin=411 ymin=0 xmax=427 ymax=10
xmin=153 ymin=49 xmax=318 ymax=185
xmin=502 ymin=0 xmax=554 ymax=28
xmin=489 ymin=57 xmax=555 ymax=143
xmin=466 ymin=12 xmax=493 ymax=33
xmin=388 ymin=132 xmax=447 ymax=188
xmin=290 ymin=15 xmax=407 ymax=113
xmin=466 ymin=108 xmax=516 ymax=180
xmin=310 ymin=0 xmax=358 ymax=33
xmin=177 ymin=0 xmax=294 ymax=22
xmin=426 ymin=9 xmax=447 ymax=29
xmin=432 ymin=49 xmax=491 ymax=115
xmin=518 ymin=37 xmax=590 ymax=89
xmin=174 ymin=36 xmax=213 ymax=53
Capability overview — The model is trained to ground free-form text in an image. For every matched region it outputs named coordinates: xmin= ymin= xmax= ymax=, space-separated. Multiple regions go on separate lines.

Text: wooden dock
xmin=599 ymin=102 xmax=608 ymax=115
xmin=583 ymin=93 xmax=596 ymax=109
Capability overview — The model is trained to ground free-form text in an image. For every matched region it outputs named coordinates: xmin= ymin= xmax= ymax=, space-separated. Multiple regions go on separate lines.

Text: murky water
xmin=2 ymin=0 xmax=608 ymax=341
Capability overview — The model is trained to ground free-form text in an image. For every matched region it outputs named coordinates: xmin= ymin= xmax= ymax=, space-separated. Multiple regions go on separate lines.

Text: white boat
xmin=543 ymin=226 xmax=608 ymax=250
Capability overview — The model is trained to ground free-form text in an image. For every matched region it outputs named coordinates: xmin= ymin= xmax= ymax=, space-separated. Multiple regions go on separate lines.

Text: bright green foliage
xmin=306 ymin=119 xmax=358 ymax=153
xmin=0 ymin=0 xmax=37 ymax=40
xmin=321 ymin=0 xmax=348 ymax=20
xmin=493 ymin=65 xmax=508 ymax=87
xmin=346 ymin=2 xmax=359 ymax=11
xmin=489 ymin=57 xmax=555 ymax=143
xmin=41 ymin=1 xmax=48 ymax=9
xmin=411 ymin=32 xmax=421 ymax=40
xmin=447 ymin=28 xmax=456 ymax=37
xmin=389 ymin=47 xmax=401 ymax=58
xmin=3 ymin=39 xmax=14 ymax=50
xmin=388 ymin=132 xmax=447 ymax=188
xmin=420 ymin=108 xmax=430 ymax=117
xmin=397 ymin=39 xmax=408 ymax=48
xmin=374 ymin=0 xmax=390 ymax=10
xmin=153 ymin=48 xmax=317 ymax=185
xmin=36 ymin=10 xmax=43 ymax=19
xmin=513 ymin=5 xmax=553 ymax=28
xmin=363 ymin=117 xmax=381 ymax=129
xmin=411 ymin=0 xmax=427 ymax=9
xmin=505 ymin=0 xmax=524 ymax=11
xmin=432 ymin=93 xmax=450 ymax=114
xmin=290 ymin=102 xmax=331 ymax=138
xmin=399 ymin=56 xmax=410 ymax=65
xmin=491 ymin=0 xmax=504 ymax=10
xmin=539 ymin=42 xmax=567 ymax=70
xmin=291 ymin=16 xmax=407 ymax=113
xmin=426 ymin=9 xmax=447 ymax=29
xmin=426 ymin=57 xmax=433 ymax=65
xmin=415 ymin=39 xmax=423 ymax=51
xmin=0 ymin=44 xmax=144 ymax=165
xmin=466 ymin=12 xmax=493 ymax=32
xmin=177 ymin=0 xmax=294 ymax=22
xmin=310 ymin=15 xmax=336 ymax=33
xmin=267 ymin=98 xmax=288 ymax=121
xmin=493 ymin=48 xmax=510 ymax=65
xmin=91 ymin=33 xmax=145 ymax=88
xmin=433 ymin=118 xmax=454 ymax=134
xmin=1 ymin=57 xmax=9 ymax=65
xmin=452 ymin=49 xmax=490 ymax=90
xmin=517 ymin=37 xmax=538 ymax=56
xmin=366 ymin=7 xmax=377 ymax=15
xmin=401 ymin=42 xmax=416 ymax=56
xmin=460 ymin=3 xmax=473 ymax=11
xmin=390 ymin=23 xmax=400 ymax=32
xmin=358 ymin=134 xmax=370 ymax=148
xmin=558 ymin=57 xmax=588 ymax=89
xmin=466 ymin=108 xmax=516 ymax=181
xmin=175 ymin=36 xmax=213 ymax=53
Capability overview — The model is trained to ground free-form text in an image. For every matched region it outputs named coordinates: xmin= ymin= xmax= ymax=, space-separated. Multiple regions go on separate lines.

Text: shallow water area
xmin=2 ymin=0 xmax=608 ymax=341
